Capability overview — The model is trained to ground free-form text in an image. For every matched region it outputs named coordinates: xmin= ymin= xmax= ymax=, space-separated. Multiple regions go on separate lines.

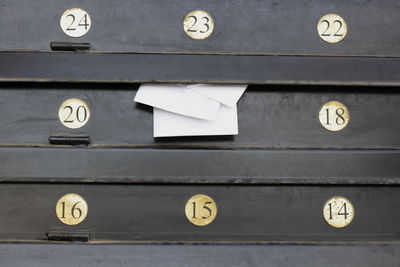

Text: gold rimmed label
xmin=185 ymin=194 xmax=217 ymax=226
xmin=319 ymin=101 xmax=349 ymax=131
xmin=56 ymin=193 xmax=88 ymax=225
xmin=323 ymin=196 xmax=354 ymax=228
xmin=58 ymin=98 xmax=90 ymax=129
xmin=183 ymin=10 xmax=214 ymax=40
xmin=317 ymin=14 xmax=347 ymax=43
xmin=60 ymin=8 xmax=91 ymax=37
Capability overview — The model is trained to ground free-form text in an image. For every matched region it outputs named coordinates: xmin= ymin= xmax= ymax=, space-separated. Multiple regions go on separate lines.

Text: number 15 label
xmin=185 ymin=194 xmax=217 ymax=226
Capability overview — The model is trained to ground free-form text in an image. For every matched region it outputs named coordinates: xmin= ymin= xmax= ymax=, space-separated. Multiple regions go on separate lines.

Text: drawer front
xmin=0 ymin=184 xmax=398 ymax=242
xmin=0 ymin=0 xmax=399 ymax=57
xmin=0 ymin=85 xmax=398 ymax=149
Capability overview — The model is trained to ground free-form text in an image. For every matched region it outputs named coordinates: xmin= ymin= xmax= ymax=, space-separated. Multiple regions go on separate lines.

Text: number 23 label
xmin=183 ymin=10 xmax=214 ymax=40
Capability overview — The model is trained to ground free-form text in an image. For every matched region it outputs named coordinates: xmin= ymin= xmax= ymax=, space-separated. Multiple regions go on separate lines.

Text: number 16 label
xmin=185 ymin=194 xmax=217 ymax=226
xmin=56 ymin=193 xmax=88 ymax=225
xmin=60 ymin=8 xmax=91 ymax=37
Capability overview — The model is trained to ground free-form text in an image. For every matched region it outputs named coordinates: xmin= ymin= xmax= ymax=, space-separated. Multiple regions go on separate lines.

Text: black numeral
xmin=338 ymin=203 xmax=349 ymax=219
xmin=321 ymin=19 xmax=343 ymax=37
xmin=187 ymin=16 xmax=210 ymax=33
xmin=325 ymin=108 xmax=346 ymax=125
xmin=78 ymin=14 xmax=89 ymax=30
xmin=63 ymin=105 xmax=87 ymax=123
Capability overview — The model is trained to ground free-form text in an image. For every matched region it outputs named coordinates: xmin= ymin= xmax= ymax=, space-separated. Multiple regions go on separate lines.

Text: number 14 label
xmin=323 ymin=196 xmax=354 ymax=228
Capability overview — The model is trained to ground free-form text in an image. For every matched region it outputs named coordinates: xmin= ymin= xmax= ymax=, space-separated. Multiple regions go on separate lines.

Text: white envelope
xmin=153 ymin=105 xmax=238 ymax=137
xmin=187 ymin=84 xmax=247 ymax=107
xmin=134 ymin=84 xmax=220 ymax=120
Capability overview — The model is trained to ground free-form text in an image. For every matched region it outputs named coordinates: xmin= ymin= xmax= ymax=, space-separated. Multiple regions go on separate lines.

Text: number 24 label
xmin=60 ymin=8 xmax=91 ymax=37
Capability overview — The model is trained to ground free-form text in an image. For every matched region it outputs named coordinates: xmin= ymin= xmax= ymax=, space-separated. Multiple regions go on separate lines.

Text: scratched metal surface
xmin=0 ymin=184 xmax=398 ymax=241
xmin=1 ymin=243 xmax=399 ymax=267
xmin=0 ymin=84 xmax=398 ymax=149
xmin=0 ymin=0 xmax=399 ymax=56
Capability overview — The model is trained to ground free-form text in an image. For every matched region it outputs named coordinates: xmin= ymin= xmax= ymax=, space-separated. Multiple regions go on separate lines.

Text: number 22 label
xmin=317 ymin=14 xmax=347 ymax=43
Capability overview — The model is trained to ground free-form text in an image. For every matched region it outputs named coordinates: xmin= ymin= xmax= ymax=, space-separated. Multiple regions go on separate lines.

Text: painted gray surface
xmin=0 ymin=244 xmax=399 ymax=267
xmin=0 ymin=85 xmax=398 ymax=148
xmin=1 ymin=53 xmax=400 ymax=85
xmin=0 ymin=0 xmax=399 ymax=56
xmin=0 ymin=184 xmax=398 ymax=241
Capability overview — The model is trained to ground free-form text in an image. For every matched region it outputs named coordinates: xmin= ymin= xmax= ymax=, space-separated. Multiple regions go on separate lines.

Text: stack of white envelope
xmin=134 ymin=84 xmax=247 ymax=137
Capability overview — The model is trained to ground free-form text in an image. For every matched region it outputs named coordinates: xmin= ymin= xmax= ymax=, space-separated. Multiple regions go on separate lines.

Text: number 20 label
xmin=185 ymin=194 xmax=217 ymax=226
xmin=60 ymin=8 xmax=91 ymax=37
xmin=58 ymin=98 xmax=90 ymax=129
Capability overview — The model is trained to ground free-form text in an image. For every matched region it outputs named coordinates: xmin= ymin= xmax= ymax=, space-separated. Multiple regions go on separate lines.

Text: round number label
xmin=319 ymin=101 xmax=349 ymax=131
xmin=317 ymin=14 xmax=347 ymax=43
xmin=323 ymin=196 xmax=354 ymax=228
xmin=60 ymin=8 xmax=91 ymax=37
xmin=56 ymin=193 xmax=88 ymax=225
xmin=183 ymin=10 xmax=214 ymax=40
xmin=58 ymin=98 xmax=90 ymax=129
xmin=185 ymin=194 xmax=217 ymax=226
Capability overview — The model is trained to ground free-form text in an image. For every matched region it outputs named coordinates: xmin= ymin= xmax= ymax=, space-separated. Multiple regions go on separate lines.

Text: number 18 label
xmin=319 ymin=101 xmax=349 ymax=131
